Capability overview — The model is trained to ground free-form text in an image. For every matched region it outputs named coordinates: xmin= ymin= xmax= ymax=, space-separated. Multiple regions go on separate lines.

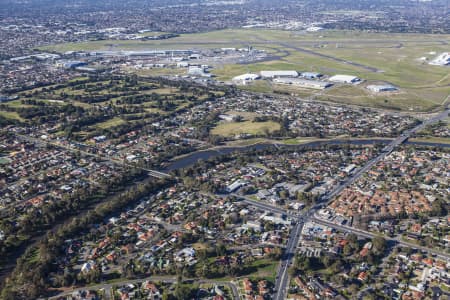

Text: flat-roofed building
xmin=429 ymin=52 xmax=450 ymax=66
xmin=187 ymin=66 xmax=211 ymax=77
xmin=273 ymin=77 xmax=332 ymax=90
xmin=367 ymin=84 xmax=398 ymax=92
xmin=232 ymin=73 xmax=260 ymax=85
xmin=329 ymin=74 xmax=361 ymax=84
xmin=260 ymin=70 xmax=298 ymax=78
xmin=301 ymin=72 xmax=323 ymax=79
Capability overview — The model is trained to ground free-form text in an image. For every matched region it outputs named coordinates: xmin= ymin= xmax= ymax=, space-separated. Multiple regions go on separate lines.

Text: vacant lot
xmin=0 ymin=111 xmax=24 ymax=121
xmin=94 ymin=117 xmax=126 ymax=129
xmin=211 ymin=120 xmax=280 ymax=137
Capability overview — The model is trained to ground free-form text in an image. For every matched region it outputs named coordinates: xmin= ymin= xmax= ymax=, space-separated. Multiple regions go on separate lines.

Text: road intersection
xmin=269 ymin=108 xmax=450 ymax=300
xmin=38 ymin=107 xmax=450 ymax=299
xmin=49 ymin=277 xmax=240 ymax=300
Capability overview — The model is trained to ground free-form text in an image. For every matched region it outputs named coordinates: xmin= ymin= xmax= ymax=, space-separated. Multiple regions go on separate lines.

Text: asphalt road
xmin=321 ymin=107 xmax=450 ymax=205
xmin=273 ymin=221 xmax=303 ymax=300
xmin=15 ymin=134 xmax=171 ymax=179
xmin=49 ymin=276 xmax=240 ymax=300
xmin=312 ymin=217 xmax=450 ymax=261
xmin=270 ymin=107 xmax=450 ymax=300
xmin=19 ymin=106 xmax=450 ymax=299
xmin=231 ymin=193 xmax=296 ymax=217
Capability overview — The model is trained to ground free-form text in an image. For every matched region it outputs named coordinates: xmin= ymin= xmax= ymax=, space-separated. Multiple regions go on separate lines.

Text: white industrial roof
xmin=273 ymin=78 xmax=332 ymax=89
xmin=429 ymin=52 xmax=450 ymax=66
xmin=329 ymin=74 xmax=360 ymax=83
xmin=367 ymin=84 xmax=397 ymax=91
xmin=232 ymin=73 xmax=260 ymax=81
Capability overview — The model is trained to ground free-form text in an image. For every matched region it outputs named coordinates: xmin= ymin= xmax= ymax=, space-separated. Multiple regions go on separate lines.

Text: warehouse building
xmin=61 ymin=61 xmax=87 ymax=69
xmin=90 ymin=50 xmax=194 ymax=57
xmin=429 ymin=52 xmax=450 ymax=66
xmin=232 ymin=73 xmax=260 ymax=85
xmin=187 ymin=66 xmax=211 ymax=77
xmin=260 ymin=70 xmax=298 ymax=78
xmin=273 ymin=78 xmax=333 ymax=90
xmin=177 ymin=62 xmax=189 ymax=68
xmin=301 ymin=72 xmax=323 ymax=79
xmin=329 ymin=74 xmax=361 ymax=84
xmin=75 ymin=66 xmax=99 ymax=73
xmin=366 ymin=84 xmax=398 ymax=93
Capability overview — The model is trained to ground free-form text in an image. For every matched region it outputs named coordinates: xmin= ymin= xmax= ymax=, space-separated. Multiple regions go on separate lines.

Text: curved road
xmin=11 ymin=106 xmax=450 ymax=300
xmin=49 ymin=277 xmax=240 ymax=300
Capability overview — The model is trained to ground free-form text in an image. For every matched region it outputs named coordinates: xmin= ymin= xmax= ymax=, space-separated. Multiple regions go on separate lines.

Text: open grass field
xmin=131 ymin=67 xmax=186 ymax=77
xmin=410 ymin=137 xmax=450 ymax=144
xmin=211 ymin=120 xmax=280 ymax=137
xmin=0 ymin=157 xmax=11 ymax=165
xmin=4 ymin=99 xmax=67 ymax=108
xmin=94 ymin=117 xmax=126 ymax=129
xmin=223 ymin=137 xmax=323 ymax=146
xmin=2 ymin=100 xmax=36 ymax=108
xmin=245 ymin=258 xmax=278 ymax=282
xmin=40 ymin=29 xmax=450 ymax=111
xmin=0 ymin=111 xmax=24 ymax=121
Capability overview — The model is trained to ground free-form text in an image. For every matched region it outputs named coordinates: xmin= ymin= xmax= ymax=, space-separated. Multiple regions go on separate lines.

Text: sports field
xmin=211 ymin=121 xmax=280 ymax=137
xmin=41 ymin=29 xmax=450 ymax=111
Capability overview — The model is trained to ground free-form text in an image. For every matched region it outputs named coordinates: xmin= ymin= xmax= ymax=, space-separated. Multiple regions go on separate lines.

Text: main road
xmin=311 ymin=217 xmax=450 ymax=261
xmin=48 ymin=276 xmax=240 ymax=300
xmin=14 ymin=105 xmax=450 ymax=300
xmin=274 ymin=221 xmax=303 ymax=300
xmin=271 ymin=107 xmax=449 ymax=300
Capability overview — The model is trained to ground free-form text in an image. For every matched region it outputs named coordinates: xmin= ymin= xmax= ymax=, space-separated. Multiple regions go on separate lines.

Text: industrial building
xmin=301 ymin=72 xmax=323 ymax=79
xmin=306 ymin=26 xmax=323 ymax=32
xmin=329 ymin=74 xmax=361 ymax=84
xmin=10 ymin=53 xmax=60 ymax=62
xmin=60 ymin=61 xmax=87 ymax=69
xmin=273 ymin=78 xmax=333 ymax=90
xmin=232 ymin=73 xmax=260 ymax=85
xmin=189 ymin=54 xmax=201 ymax=60
xmin=89 ymin=50 xmax=195 ymax=57
xmin=187 ymin=66 xmax=211 ymax=77
xmin=429 ymin=52 xmax=450 ymax=66
xmin=74 ymin=66 xmax=99 ymax=73
xmin=366 ymin=84 xmax=398 ymax=93
xmin=226 ymin=180 xmax=246 ymax=193
xmin=177 ymin=62 xmax=189 ymax=68
xmin=260 ymin=70 xmax=298 ymax=78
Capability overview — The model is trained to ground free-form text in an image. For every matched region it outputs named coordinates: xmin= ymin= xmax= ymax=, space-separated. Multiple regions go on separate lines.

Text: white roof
xmin=367 ymin=84 xmax=397 ymax=90
xmin=232 ymin=73 xmax=260 ymax=81
xmin=260 ymin=70 xmax=298 ymax=77
xmin=306 ymin=26 xmax=323 ymax=32
xmin=329 ymin=74 xmax=359 ymax=82
xmin=429 ymin=52 xmax=450 ymax=66
xmin=273 ymin=78 xmax=332 ymax=88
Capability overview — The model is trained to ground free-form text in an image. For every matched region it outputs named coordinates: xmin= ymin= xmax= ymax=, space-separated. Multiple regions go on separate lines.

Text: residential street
xmin=271 ymin=107 xmax=450 ymax=299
